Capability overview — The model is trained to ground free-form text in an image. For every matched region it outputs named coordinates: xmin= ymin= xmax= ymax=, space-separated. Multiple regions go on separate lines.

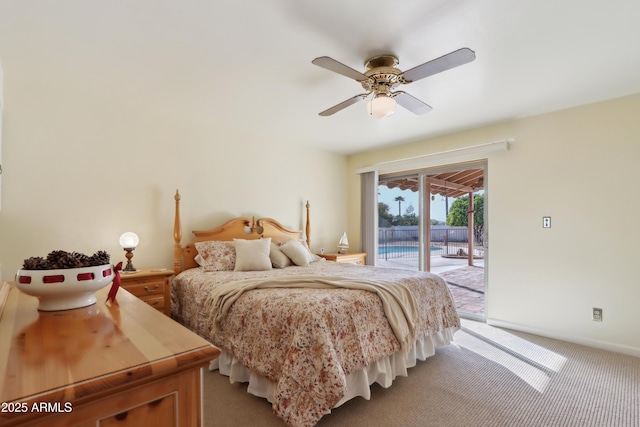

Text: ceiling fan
xmin=312 ymin=48 xmax=475 ymax=118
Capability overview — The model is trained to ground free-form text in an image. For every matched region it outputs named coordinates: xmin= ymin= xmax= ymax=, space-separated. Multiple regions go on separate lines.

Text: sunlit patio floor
xmin=377 ymin=256 xmax=485 ymax=318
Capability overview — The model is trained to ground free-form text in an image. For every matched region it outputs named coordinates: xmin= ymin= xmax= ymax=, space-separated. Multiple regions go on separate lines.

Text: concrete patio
xmin=378 ymin=256 xmax=485 ymax=317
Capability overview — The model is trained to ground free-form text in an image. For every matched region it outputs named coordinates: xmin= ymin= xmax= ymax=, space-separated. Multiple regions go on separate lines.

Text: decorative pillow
xmin=194 ymin=241 xmax=236 ymax=271
xmin=233 ymin=238 xmax=272 ymax=271
xmin=301 ymin=240 xmax=322 ymax=262
xmin=270 ymin=243 xmax=292 ymax=268
xmin=279 ymin=239 xmax=310 ymax=266
xmin=273 ymin=239 xmax=320 ymax=263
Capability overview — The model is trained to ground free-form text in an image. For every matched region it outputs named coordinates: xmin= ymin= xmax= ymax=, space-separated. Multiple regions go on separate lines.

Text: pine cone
xmin=52 ymin=251 xmax=83 ymax=269
xmin=23 ymin=250 xmax=112 ymax=269
xmin=22 ymin=257 xmax=48 ymax=270
xmin=46 ymin=250 xmax=69 ymax=268
xmin=89 ymin=250 xmax=111 ymax=266
xmin=71 ymin=251 xmax=91 ymax=267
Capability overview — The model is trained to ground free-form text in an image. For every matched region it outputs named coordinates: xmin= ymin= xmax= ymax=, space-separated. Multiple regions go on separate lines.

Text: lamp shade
xmin=367 ymin=94 xmax=396 ymax=118
xmin=119 ymin=232 xmax=139 ymax=249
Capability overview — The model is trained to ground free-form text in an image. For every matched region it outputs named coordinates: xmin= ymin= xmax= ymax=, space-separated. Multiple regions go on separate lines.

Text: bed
xmin=170 ymin=190 xmax=460 ymax=427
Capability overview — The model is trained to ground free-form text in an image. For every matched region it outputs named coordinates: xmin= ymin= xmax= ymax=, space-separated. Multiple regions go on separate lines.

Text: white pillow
xmin=301 ymin=240 xmax=321 ymax=262
xmin=270 ymin=243 xmax=292 ymax=268
xmin=279 ymin=239 xmax=310 ymax=266
xmin=233 ymin=238 xmax=272 ymax=271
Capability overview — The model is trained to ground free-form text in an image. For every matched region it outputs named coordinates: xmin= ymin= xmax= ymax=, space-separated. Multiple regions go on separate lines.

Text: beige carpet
xmin=202 ymin=320 xmax=639 ymax=426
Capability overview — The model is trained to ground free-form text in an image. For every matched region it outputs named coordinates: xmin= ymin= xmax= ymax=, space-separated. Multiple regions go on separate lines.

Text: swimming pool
xmin=378 ymin=246 xmax=439 ymax=255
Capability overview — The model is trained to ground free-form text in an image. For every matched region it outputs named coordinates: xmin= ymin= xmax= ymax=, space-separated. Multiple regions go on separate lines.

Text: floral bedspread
xmin=171 ymin=261 xmax=459 ymax=427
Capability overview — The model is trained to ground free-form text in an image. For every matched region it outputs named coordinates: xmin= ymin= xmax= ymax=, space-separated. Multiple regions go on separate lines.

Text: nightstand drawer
xmin=119 ymin=268 xmax=174 ymax=316
xmin=317 ymin=252 xmax=366 ymax=265
xmin=335 ymin=254 xmax=365 ymax=265
xmin=123 ymin=279 xmax=166 ymax=298
xmin=139 ymin=294 xmax=165 ymax=310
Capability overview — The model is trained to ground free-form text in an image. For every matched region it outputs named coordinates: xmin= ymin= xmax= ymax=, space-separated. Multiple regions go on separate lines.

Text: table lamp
xmin=119 ymin=232 xmax=140 ymax=272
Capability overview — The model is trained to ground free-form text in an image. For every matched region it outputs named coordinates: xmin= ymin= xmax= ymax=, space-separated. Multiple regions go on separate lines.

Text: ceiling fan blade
xmin=393 ymin=91 xmax=433 ymax=115
xmin=401 ymin=48 xmax=476 ymax=83
xmin=312 ymin=56 xmax=369 ymax=82
xmin=319 ymin=94 xmax=368 ymax=116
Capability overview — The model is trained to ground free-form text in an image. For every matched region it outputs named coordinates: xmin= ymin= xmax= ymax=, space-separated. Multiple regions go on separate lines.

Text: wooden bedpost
xmin=305 ymin=200 xmax=311 ymax=248
xmin=174 ymin=190 xmax=183 ymax=274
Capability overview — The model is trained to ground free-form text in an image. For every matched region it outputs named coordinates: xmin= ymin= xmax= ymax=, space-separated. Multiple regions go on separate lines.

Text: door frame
xmin=420 ymin=160 xmax=488 ymax=321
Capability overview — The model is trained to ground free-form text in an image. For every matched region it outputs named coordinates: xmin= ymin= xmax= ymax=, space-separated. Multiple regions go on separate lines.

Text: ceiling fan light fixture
xmin=312 ymin=48 xmax=475 ymax=117
xmin=367 ymin=94 xmax=396 ymax=118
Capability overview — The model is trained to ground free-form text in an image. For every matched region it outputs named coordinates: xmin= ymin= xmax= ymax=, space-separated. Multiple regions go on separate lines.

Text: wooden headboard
xmin=173 ymin=190 xmax=311 ymax=274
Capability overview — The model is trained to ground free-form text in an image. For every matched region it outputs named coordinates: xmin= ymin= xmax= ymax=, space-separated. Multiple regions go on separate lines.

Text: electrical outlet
xmin=543 ymin=216 xmax=551 ymax=228
xmin=592 ymin=307 xmax=603 ymax=322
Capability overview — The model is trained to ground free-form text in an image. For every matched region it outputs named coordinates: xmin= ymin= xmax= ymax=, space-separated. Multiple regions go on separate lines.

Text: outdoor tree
xmin=405 ymin=203 xmax=415 ymax=216
xmin=397 ymin=203 xmax=418 ymax=226
xmin=378 ymin=200 xmax=419 ymax=226
xmin=446 ymin=194 xmax=484 ymax=243
xmin=378 ymin=202 xmax=394 ymax=227
xmin=394 ymin=196 xmax=405 ymax=217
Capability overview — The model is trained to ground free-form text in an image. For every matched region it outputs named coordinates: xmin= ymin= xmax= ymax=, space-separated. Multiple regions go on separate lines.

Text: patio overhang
xmin=378 ymin=168 xmax=484 ymax=199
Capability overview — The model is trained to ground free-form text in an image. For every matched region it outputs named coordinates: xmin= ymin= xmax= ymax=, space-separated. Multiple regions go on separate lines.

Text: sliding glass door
xmin=376 ymin=161 xmax=487 ymax=319
xmin=377 ymin=174 xmax=420 ymax=271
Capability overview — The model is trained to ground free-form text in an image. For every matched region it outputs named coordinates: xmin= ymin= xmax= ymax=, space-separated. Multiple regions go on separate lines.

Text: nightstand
xmin=317 ymin=252 xmax=367 ymax=265
xmin=119 ymin=268 xmax=174 ymax=316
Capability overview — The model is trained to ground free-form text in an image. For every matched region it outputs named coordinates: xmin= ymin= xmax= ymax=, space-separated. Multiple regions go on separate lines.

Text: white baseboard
xmin=486 ymin=318 xmax=640 ymax=358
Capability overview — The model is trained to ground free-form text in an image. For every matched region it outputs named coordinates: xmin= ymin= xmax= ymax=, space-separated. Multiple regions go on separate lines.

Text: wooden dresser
xmin=0 ymin=281 xmax=219 ymax=427
xmin=317 ymin=252 xmax=367 ymax=265
xmin=119 ymin=268 xmax=174 ymax=316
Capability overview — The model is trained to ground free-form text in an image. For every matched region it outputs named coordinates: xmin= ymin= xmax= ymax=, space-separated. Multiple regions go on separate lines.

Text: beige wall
xmin=0 ymin=74 xmax=348 ymax=280
xmin=347 ymin=94 xmax=640 ymax=356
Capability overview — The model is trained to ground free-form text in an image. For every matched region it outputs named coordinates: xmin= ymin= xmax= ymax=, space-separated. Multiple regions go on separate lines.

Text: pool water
xmin=378 ymin=246 xmax=439 ymax=255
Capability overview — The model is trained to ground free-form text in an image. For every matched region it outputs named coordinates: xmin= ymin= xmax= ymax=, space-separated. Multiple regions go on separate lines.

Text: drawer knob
xmin=144 ymin=284 xmax=160 ymax=293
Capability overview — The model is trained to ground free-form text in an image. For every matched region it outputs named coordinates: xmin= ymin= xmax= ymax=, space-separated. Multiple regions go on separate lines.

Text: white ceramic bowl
xmin=16 ymin=264 xmax=115 ymax=311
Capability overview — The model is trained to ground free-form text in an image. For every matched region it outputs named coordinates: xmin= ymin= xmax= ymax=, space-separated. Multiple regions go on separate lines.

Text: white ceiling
xmin=1 ymin=1 xmax=640 ymax=154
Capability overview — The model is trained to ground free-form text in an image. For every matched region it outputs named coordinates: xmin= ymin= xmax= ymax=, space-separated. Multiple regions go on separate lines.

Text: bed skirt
xmin=209 ymin=326 xmax=457 ymax=408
